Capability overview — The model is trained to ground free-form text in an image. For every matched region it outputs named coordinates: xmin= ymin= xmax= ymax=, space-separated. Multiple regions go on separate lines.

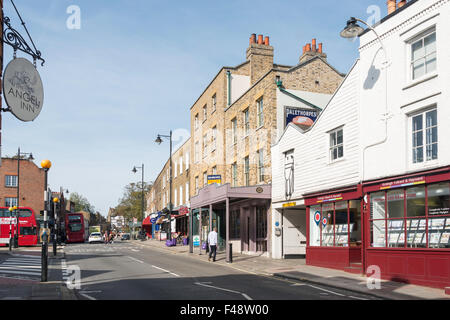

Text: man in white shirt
xmin=208 ymin=227 xmax=218 ymax=262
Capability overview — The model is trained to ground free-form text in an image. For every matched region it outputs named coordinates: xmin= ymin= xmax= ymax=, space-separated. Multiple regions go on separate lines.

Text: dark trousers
xmin=209 ymin=245 xmax=217 ymax=261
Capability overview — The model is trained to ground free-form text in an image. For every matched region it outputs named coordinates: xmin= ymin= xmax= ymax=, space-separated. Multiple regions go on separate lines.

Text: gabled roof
xmin=273 ymin=59 xmax=360 ymax=147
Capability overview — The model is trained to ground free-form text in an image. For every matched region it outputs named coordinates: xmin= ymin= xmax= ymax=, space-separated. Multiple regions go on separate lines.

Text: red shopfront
xmin=305 ymin=185 xmax=364 ymax=272
xmin=363 ymin=167 xmax=450 ymax=289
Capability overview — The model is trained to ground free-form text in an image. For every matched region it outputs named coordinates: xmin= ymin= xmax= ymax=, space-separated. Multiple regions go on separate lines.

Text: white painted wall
xmin=272 ymin=61 xmax=361 ymax=205
xmin=359 ymin=0 xmax=450 ymax=181
xmin=230 ymin=74 xmax=250 ymax=105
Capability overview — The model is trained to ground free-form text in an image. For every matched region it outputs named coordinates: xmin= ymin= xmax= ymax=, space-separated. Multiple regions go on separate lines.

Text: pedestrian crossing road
xmin=0 ymin=255 xmax=41 ymax=281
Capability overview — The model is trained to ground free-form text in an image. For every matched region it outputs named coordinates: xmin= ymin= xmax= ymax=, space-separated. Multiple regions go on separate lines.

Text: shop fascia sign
xmin=317 ymin=194 xmax=343 ymax=203
xmin=3 ymin=58 xmax=44 ymax=122
xmin=207 ymin=175 xmax=222 ymax=185
xmin=285 ymin=106 xmax=318 ymax=130
xmin=380 ymin=176 xmax=425 ymax=190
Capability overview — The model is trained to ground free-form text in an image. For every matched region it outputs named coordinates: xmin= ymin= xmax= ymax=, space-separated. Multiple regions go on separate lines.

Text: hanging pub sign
xmin=3 ymin=58 xmax=44 ymax=122
xmin=285 ymin=106 xmax=318 ymax=131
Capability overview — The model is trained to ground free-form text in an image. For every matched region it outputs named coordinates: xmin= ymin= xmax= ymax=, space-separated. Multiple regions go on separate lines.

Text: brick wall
xmin=0 ymin=158 xmax=45 ymax=215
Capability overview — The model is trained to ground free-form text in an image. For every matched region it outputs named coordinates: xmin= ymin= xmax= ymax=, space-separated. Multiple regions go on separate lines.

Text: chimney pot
xmin=318 ymin=43 xmax=323 ymax=54
xmin=398 ymin=0 xmax=406 ymax=8
xmin=387 ymin=0 xmax=397 ymax=15
xmin=306 ymin=44 xmax=311 ymax=52
xmin=264 ymin=36 xmax=270 ymax=46
xmin=312 ymin=39 xmax=317 ymax=52
xmin=250 ymin=33 xmax=256 ymax=45
xmin=257 ymin=34 xmax=264 ymax=45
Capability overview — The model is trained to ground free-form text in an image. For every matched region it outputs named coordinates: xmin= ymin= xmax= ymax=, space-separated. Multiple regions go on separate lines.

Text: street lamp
xmin=340 ymin=17 xmax=389 ymax=181
xmin=14 ymin=147 xmax=34 ymax=248
xmin=52 ymin=197 xmax=59 ymax=256
xmin=40 ymin=159 xmax=51 ymax=282
xmin=155 ymin=131 xmax=173 ymax=241
xmin=132 ymin=164 xmax=145 ymax=240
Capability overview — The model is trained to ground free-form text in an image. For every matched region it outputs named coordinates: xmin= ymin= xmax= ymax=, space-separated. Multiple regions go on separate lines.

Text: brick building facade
xmin=189 ymin=34 xmax=345 ymax=256
xmin=0 ymin=157 xmax=45 ymax=215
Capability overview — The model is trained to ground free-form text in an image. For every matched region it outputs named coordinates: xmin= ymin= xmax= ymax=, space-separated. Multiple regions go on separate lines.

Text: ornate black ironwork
xmin=3 ymin=16 xmax=45 ymax=66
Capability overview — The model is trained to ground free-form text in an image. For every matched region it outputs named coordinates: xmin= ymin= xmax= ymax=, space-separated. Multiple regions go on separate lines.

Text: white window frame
xmin=5 ymin=175 xmax=18 ymax=187
xmin=203 ymin=134 xmax=208 ymax=158
xmin=232 ymin=162 xmax=237 ymax=187
xmin=185 ymin=152 xmax=190 ymax=171
xmin=243 ymin=108 xmax=250 ymax=137
xmin=244 ymin=156 xmax=250 ymax=187
xmin=186 ymin=182 xmax=189 ymax=203
xmin=212 ymin=94 xmax=217 ymax=113
xmin=410 ymin=107 xmax=438 ymax=165
xmin=195 ymin=114 xmax=199 ymax=130
xmin=257 ymin=149 xmax=264 ymax=183
xmin=211 ymin=126 xmax=217 ymax=152
xmin=257 ymin=98 xmax=264 ymax=128
xmin=231 ymin=118 xmax=237 ymax=145
xmin=329 ymin=127 xmax=344 ymax=162
xmin=203 ymin=104 xmax=208 ymax=122
xmin=5 ymin=197 xmax=17 ymax=208
xmin=408 ymin=27 xmax=437 ymax=82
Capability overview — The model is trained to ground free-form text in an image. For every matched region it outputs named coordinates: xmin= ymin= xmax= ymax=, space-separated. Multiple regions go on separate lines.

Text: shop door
xmin=283 ymin=209 xmax=306 ymax=256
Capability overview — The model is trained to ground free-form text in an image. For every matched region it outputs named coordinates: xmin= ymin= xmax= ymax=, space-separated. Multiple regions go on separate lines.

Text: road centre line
xmin=152 ymin=265 xmax=180 ymax=277
xmin=195 ymin=282 xmax=252 ymax=301
xmin=127 ymin=256 xmax=144 ymax=264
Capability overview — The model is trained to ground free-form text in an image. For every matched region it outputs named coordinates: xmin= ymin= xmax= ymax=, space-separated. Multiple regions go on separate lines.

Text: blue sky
xmin=1 ymin=0 xmax=388 ymax=216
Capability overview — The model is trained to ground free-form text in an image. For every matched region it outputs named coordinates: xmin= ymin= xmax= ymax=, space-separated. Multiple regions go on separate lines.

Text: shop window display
xmin=309 ymin=201 xmax=361 ymax=248
xmin=369 ymin=183 xmax=450 ymax=249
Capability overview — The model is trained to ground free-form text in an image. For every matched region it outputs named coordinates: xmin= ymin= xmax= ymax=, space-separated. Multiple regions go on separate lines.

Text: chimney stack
xmin=247 ymin=33 xmax=274 ymax=85
xmin=300 ymin=39 xmax=327 ymax=64
xmin=387 ymin=0 xmax=397 ymax=15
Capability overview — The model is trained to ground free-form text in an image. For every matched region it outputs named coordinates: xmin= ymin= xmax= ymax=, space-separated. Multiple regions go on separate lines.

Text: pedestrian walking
xmin=207 ymin=227 xmax=218 ymax=262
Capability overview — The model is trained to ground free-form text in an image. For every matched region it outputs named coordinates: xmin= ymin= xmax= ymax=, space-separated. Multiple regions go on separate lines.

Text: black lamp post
xmin=155 ymin=131 xmax=173 ymax=241
xmin=15 ymin=147 xmax=34 ymax=248
xmin=40 ymin=159 xmax=51 ymax=282
xmin=132 ymin=164 xmax=145 ymax=239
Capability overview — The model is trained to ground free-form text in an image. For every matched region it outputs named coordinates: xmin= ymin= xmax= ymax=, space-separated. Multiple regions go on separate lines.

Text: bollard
xmin=228 ymin=243 xmax=233 ymax=264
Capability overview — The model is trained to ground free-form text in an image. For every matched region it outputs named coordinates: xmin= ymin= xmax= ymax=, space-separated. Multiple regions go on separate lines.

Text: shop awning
xmin=143 ymin=216 xmax=152 ymax=226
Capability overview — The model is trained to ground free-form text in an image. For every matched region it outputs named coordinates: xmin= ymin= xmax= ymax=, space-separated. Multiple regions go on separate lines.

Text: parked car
xmin=121 ymin=233 xmax=130 ymax=241
xmin=88 ymin=232 xmax=103 ymax=244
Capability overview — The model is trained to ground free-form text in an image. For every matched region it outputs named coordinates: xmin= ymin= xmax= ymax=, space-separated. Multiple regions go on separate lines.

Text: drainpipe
xmin=360 ymin=23 xmax=390 ymax=184
xmin=227 ymin=70 xmax=232 ymax=107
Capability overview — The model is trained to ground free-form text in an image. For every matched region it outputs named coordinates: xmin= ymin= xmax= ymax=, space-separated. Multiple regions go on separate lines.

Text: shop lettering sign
xmin=282 ymin=202 xmax=296 ymax=208
xmin=317 ymin=194 xmax=343 ymax=203
xmin=3 ymin=58 xmax=44 ymax=122
xmin=380 ymin=177 xmax=425 ymax=190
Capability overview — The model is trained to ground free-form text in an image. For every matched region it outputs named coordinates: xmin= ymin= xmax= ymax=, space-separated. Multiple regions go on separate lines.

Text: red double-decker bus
xmin=65 ymin=213 xmax=86 ymax=243
xmin=0 ymin=207 xmax=39 ymax=247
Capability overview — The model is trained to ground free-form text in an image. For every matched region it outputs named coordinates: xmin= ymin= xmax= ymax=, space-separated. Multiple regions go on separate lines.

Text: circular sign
xmin=256 ymin=187 xmax=264 ymax=194
xmin=314 ymin=211 xmax=321 ymax=226
xmin=3 ymin=58 xmax=44 ymax=122
xmin=322 ymin=217 xmax=328 ymax=227
xmin=150 ymin=218 xmax=156 ymax=224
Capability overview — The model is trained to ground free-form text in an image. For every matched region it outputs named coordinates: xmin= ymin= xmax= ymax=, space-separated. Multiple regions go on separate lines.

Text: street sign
xmin=3 ymin=58 xmax=44 ymax=122
xmin=207 ymin=175 xmax=222 ymax=185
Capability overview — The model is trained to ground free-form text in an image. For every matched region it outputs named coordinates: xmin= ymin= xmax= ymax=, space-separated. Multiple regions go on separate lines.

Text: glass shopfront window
xmin=370 ymin=182 xmax=450 ymax=249
xmin=309 ymin=201 xmax=361 ymax=248
xmin=309 ymin=205 xmax=321 ymax=247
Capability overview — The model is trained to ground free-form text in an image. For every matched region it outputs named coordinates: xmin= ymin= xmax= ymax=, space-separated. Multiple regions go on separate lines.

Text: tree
xmin=70 ymin=192 xmax=95 ymax=215
xmin=114 ymin=182 xmax=152 ymax=221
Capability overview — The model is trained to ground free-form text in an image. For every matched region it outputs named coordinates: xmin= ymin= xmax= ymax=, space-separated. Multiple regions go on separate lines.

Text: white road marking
xmin=348 ymin=295 xmax=369 ymax=300
xmin=195 ymin=282 xmax=253 ymax=301
xmin=128 ymin=256 xmax=144 ymax=264
xmin=307 ymin=284 xmax=346 ymax=297
xmin=152 ymin=265 xmax=180 ymax=277
xmin=80 ymin=293 xmax=96 ymax=300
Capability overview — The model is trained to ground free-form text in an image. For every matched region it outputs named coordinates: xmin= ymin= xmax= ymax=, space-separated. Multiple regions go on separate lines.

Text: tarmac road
xmin=63 ymin=241 xmax=380 ymax=301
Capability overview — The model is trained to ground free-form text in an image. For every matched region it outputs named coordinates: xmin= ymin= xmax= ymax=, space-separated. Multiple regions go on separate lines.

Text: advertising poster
xmin=285 ymin=106 xmax=318 ymax=130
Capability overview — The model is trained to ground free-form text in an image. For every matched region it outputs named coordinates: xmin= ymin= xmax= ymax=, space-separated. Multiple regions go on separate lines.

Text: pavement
xmin=132 ymin=238 xmax=450 ymax=300
xmin=0 ymin=245 xmax=76 ymax=300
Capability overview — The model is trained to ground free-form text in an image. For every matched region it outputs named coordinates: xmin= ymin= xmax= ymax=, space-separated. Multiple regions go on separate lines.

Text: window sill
xmin=403 ymin=73 xmax=438 ymax=91
xmin=328 ymin=157 xmax=346 ymax=165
